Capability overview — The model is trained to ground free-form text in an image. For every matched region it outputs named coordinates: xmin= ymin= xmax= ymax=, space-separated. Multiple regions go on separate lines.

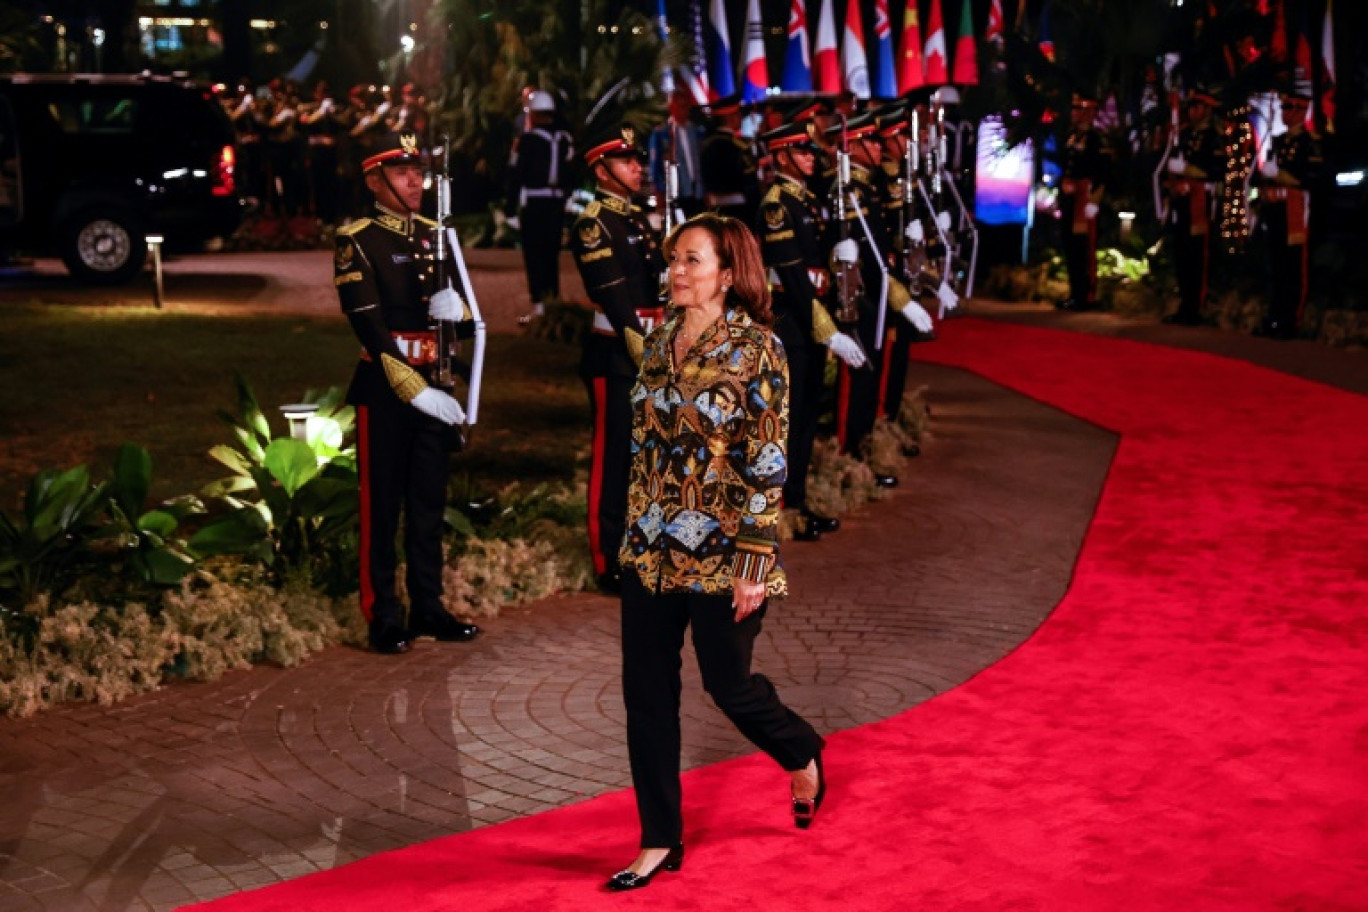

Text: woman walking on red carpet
xmin=606 ymin=214 xmax=827 ymax=892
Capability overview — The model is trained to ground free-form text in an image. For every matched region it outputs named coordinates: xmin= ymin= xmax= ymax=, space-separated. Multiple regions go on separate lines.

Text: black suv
xmin=0 ymin=74 xmax=242 ymax=284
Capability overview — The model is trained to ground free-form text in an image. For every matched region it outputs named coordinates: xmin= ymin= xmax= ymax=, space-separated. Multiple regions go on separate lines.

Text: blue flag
xmin=707 ymin=0 xmax=736 ymax=98
xmin=781 ymin=0 xmax=813 ymax=92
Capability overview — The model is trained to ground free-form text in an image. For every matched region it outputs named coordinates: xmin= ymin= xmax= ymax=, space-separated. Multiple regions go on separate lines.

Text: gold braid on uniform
xmin=811 ymin=300 xmax=838 ymax=344
xmin=624 ymin=328 xmax=646 ymax=366
xmin=888 ymin=277 xmax=913 ymax=310
xmin=381 ymin=353 xmax=428 ymax=403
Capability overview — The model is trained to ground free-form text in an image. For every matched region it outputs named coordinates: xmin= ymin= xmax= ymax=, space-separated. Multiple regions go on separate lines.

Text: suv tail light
xmin=212 ymin=144 xmax=235 ymax=197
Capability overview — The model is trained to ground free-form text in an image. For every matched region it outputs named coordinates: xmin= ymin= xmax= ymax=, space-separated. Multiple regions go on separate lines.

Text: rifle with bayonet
xmin=431 ymin=134 xmax=488 ymax=451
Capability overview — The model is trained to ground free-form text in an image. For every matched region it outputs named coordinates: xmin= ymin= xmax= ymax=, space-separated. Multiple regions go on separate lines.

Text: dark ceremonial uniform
xmin=335 ymin=132 xmax=479 ymax=654
xmin=1165 ymin=116 xmax=1224 ymax=324
xmin=508 ymin=119 xmax=574 ymax=307
xmin=1254 ymin=124 xmax=1321 ymax=338
xmin=875 ymin=150 xmax=924 ymax=424
xmin=570 ymin=126 xmax=664 ymax=588
xmin=1058 ymin=111 xmax=1109 ymax=309
xmin=701 ymin=126 xmax=760 ymax=224
xmin=757 ymin=168 xmax=841 ymax=533
xmin=834 ymin=158 xmax=891 ymax=460
xmin=301 ymin=97 xmax=345 ymax=223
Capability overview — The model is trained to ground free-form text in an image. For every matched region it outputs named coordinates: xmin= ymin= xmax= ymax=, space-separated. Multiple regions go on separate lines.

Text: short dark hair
xmin=663 ymin=214 xmax=773 ymax=326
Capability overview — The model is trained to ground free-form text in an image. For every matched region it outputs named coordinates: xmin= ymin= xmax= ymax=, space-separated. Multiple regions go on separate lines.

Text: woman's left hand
xmin=732 ymin=579 xmax=766 ymax=622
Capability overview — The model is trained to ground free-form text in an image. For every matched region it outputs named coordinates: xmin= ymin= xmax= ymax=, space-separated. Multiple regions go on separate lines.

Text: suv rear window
xmin=45 ymin=95 xmax=138 ymax=135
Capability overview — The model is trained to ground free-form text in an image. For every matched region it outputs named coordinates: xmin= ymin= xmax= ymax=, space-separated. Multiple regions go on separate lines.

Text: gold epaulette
xmin=582 ymin=200 xmax=601 ymax=219
xmin=413 ymin=214 xmax=438 ymax=228
xmin=763 ymin=184 xmax=782 ymax=205
xmin=336 ymin=219 xmax=370 ymax=237
xmin=881 ymin=160 xmax=900 ymax=177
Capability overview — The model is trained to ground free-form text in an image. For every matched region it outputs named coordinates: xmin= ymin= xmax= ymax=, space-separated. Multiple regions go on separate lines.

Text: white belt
xmin=591 ymin=308 xmax=666 ymax=335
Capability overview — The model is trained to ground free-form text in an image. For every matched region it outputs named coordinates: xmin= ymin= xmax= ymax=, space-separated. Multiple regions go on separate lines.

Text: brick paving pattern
xmin=1 ymin=252 xmax=1361 ymax=911
xmin=0 ymin=358 xmax=1115 ymax=912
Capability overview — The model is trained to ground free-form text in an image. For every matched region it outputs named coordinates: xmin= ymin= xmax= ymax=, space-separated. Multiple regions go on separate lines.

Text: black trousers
xmin=621 ymin=573 xmax=824 ymax=848
xmin=583 ymin=367 xmax=634 ymax=578
xmin=1169 ymin=210 xmax=1210 ymax=321
xmin=773 ymin=303 xmax=826 ymax=513
xmin=1060 ymin=195 xmax=1097 ymax=305
xmin=520 ymin=196 xmax=564 ymax=304
xmin=356 ymin=402 xmax=449 ymax=633
xmin=881 ymin=319 xmax=918 ymax=421
xmin=837 ymin=301 xmax=882 ymax=457
xmin=308 ymin=144 xmax=341 ymax=224
xmin=1259 ymin=205 xmax=1307 ymax=331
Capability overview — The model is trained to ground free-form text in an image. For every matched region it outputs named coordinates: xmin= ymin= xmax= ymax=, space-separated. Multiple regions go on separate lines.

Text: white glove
xmin=831 ymin=239 xmax=859 ymax=264
xmin=936 ymin=280 xmax=960 ymax=316
xmin=936 ymin=211 xmax=952 ymax=233
xmin=905 ymin=220 xmax=925 ymax=243
xmin=1084 ymin=202 xmax=1099 ymax=220
xmin=505 ymin=214 xmax=521 ymax=231
xmin=428 ymin=287 xmax=465 ymax=321
xmin=1166 ymin=155 xmax=1186 ymax=174
xmin=411 ymin=387 xmax=466 ymax=425
xmin=826 ymin=331 xmax=867 ymax=369
xmin=1261 ymin=159 xmax=1279 ymax=179
xmin=319 ymin=98 xmax=334 ymax=113
xmin=900 ymin=301 xmax=935 ymax=333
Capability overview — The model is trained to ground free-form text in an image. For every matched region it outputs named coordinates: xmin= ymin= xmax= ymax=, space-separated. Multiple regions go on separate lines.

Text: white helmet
xmin=528 ymin=90 xmax=555 ymax=113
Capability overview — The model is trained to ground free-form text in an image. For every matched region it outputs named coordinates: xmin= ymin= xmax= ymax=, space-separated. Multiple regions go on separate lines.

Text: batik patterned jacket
xmin=619 ymin=306 xmax=789 ymax=597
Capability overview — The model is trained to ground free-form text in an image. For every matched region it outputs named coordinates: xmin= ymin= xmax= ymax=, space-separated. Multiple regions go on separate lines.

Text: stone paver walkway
xmin=1 ymin=254 xmax=1361 ymax=911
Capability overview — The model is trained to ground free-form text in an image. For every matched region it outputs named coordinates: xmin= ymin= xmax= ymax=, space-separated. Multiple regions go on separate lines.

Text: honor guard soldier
xmin=757 ymin=122 xmax=867 ymax=542
xmin=826 ymin=112 xmax=933 ymax=487
xmin=1162 ymin=85 xmax=1225 ymax=326
xmin=507 ymin=90 xmax=575 ymax=322
xmin=700 ymin=94 xmax=761 ymax=224
xmin=872 ymin=105 xmax=932 ymax=425
xmin=1253 ymin=90 xmax=1322 ymax=340
xmin=334 ymin=131 xmax=481 ymax=654
xmin=571 ymin=123 xmax=665 ymax=593
xmin=1057 ymin=95 xmax=1109 ymax=311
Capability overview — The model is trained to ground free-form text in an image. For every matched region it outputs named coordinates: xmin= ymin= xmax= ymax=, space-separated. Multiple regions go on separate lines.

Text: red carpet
xmin=188 ymin=320 xmax=1368 ymax=911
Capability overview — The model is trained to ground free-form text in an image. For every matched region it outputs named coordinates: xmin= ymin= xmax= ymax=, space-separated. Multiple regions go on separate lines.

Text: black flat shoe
xmin=793 ymin=753 xmax=826 ymax=830
xmin=369 ymin=625 xmax=412 ymax=655
xmin=409 ymin=613 xmax=480 ymax=642
xmin=802 ymin=510 xmax=840 ymax=534
xmin=604 ymin=845 xmax=684 ymax=892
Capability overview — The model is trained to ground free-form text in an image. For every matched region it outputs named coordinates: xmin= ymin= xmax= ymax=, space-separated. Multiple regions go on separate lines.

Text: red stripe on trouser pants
xmin=357 ymin=405 xmax=375 ymax=621
xmin=836 ymin=363 xmax=850 ymax=451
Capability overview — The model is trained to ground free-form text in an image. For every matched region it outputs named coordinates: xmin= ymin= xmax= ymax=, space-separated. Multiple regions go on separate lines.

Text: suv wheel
xmin=60 ymin=208 xmax=147 ymax=285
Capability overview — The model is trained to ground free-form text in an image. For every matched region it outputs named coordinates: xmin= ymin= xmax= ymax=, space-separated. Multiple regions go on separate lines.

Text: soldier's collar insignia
xmin=596 ymin=193 xmax=630 ymax=215
xmin=375 ymin=205 xmax=411 ymax=235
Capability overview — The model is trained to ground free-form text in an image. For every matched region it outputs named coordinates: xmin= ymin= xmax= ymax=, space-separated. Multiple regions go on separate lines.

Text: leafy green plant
xmin=1096 ymin=247 xmax=1151 ymax=284
xmin=191 ymin=376 xmax=359 ymax=593
xmin=0 ymin=465 xmax=109 ymax=611
xmin=103 ymin=444 xmax=203 ymax=587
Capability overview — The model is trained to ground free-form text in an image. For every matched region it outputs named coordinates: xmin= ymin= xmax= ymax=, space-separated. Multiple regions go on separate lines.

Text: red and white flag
xmin=1321 ymin=0 xmax=1336 ymax=132
xmin=814 ymin=0 xmax=841 ymax=94
xmin=924 ymin=0 xmax=949 ymax=85
xmin=986 ymin=0 xmax=1004 ymax=44
xmin=842 ymin=0 xmax=871 ymax=98
xmin=897 ymin=1 xmax=924 ymax=94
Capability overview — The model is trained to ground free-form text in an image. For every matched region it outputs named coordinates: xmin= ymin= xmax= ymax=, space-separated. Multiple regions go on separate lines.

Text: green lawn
xmin=0 ymin=303 xmax=588 ymax=511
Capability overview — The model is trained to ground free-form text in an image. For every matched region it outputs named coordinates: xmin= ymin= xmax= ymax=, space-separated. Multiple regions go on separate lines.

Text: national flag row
xmin=675 ymin=0 xmax=1004 ymax=105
